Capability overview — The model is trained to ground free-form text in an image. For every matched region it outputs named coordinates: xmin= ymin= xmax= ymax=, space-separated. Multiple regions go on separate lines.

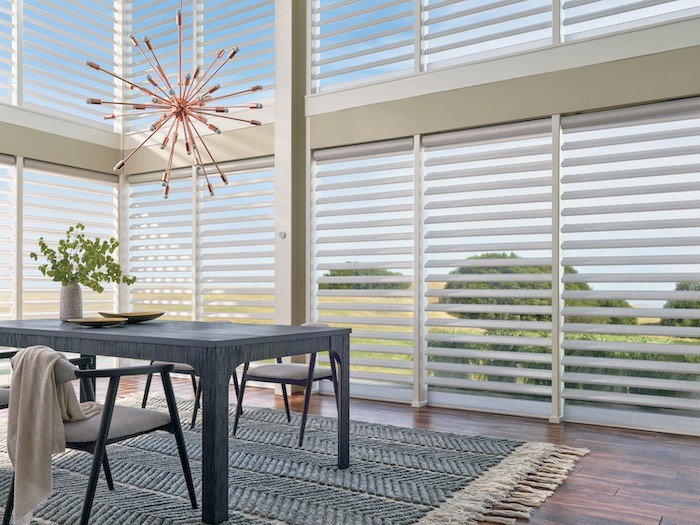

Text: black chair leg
xmin=161 ymin=372 xmax=198 ymax=509
xmin=3 ymin=473 xmax=14 ymax=525
xmin=232 ymin=363 xmax=249 ymax=436
xmin=298 ymin=353 xmax=318 ymax=447
xmin=232 ymin=369 xmax=240 ymax=399
xmin=190 ymin=379 xmax=202 ymax=429
xmin=281 ymin=384 xmax=291 ymax=422
xmin=141 ymin=372 xmax=154 ymax=408
xmin=102 ymin=452 xmax=115 ymax=491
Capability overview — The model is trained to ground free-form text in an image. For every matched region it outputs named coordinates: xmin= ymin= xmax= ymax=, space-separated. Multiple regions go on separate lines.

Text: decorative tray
xmin=68 ymin=317 xmax=128 ymax=328
xmin=98 ymin=311 xmax=165 ymax=324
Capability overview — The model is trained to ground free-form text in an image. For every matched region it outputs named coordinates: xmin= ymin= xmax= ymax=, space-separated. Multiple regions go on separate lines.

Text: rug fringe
xmin=417 ymin=442 xmax=589 ymax=524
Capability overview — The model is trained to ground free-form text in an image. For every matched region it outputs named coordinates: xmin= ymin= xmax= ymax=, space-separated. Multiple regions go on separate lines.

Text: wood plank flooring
xmin=115 ymin=377 xmax=700 ymax=524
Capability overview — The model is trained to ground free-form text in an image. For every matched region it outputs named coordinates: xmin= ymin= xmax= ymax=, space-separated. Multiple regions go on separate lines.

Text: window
xmin=22 ymin=161 xmax=119 ymax=318
xmin=561 ymin=0 xmax=700 ymax=41
xmin=127 ymin=156 xmax=276 ymax=322
xmin=0 ymin=155 xmax=15 ymax=321
xmin=198 ymin=157 xmax=275 ymax=324
xmin=0 ymin=0 xmax=12 ymax=102
xmin=422 ymin=120 xmax=554 ymax=416
xmin=311 ymin=139 xmax=415 ymax=401
xmin=560 ymin=98 xmax=700 ymax=433
xmin=127 ymin=168 xmax=194 ymax=319
xmin=22 ymin=0 xmax=115 ymax=124
xmin=126 ymin=0 xmax=194 ymax=132
xmin=423 ymin=0 xmax=552 ymax=69
xmin=310 ymin=0 xmax=415 ymax=93
xmin=200 ymin=0 xmax=275 ymax=130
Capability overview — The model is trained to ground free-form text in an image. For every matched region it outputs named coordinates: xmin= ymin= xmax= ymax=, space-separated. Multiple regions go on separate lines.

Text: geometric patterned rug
xmin=0 ymin=395 xmax=588 ymax=524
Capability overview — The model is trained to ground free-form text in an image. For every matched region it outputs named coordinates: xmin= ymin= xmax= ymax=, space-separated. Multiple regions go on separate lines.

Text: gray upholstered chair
xmin=3 ymin=358 xmax=197 ymax=525
xmin=232 ymin=323 xmax=340 ymax=447
xmin=142 ymin=361 xmax=240 ymax=428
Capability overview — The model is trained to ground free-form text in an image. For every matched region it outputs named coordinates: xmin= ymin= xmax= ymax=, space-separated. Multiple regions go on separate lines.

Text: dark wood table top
xmin=0 ymin=319 xmax=351 ymax=348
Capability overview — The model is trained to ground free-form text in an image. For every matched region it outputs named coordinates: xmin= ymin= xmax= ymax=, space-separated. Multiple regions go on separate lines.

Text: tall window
xmin=126 ymin=0 xmax=194 ymax=132
xmin=310 ymin=0 xmax=415 ymax=93
xmin=560 ymin=98 xmax=700 ymax=433
xmin=0 ymin=156 xmax=14 ymax=321
xmin=198 ymin=158 xmax=275 ymax=324
xmin=22 ymin=0 xmax=115 ymax=124
xmin=422 ymin=120 xmax=554 ymax=416
xmin=21 ymin=162 xmax=119 ymax=318
xmin=200 ymin=0 xmax=275 ymax=130
xmin=127 ymin=157 xmax=275 ymax=322
xmin=0 ymin=0 xmax=12 ymax=102
xmin=127 ymin=168 xmax=195 ymax=319
xmin=422 ymin=0 xmax=552 ymax=69
xmin=311 ymin=139 xmax=415 ymax=401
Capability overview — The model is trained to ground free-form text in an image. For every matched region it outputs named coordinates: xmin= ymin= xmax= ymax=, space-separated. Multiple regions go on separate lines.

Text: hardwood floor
xmin=114 ymin=376 xmax=700 ymax=525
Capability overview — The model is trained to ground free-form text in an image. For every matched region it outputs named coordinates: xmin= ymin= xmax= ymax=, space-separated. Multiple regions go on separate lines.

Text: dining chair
xmin=3 ymin=359 xmax=197 ymax=525
xmin=0 ymin=350 xmax=15 ymax=410
xmin=0 ymin=351 xmax=93 ymax=410
xmin=141 ymin=361 xmax=240 ymax=428
xmin=232 ymin=322 xmax=340 ymax=447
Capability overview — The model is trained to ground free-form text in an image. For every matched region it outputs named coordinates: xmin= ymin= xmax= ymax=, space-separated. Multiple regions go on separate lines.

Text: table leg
xmin=78 ymin=354 xmax=96 ymax=402
xmin=198 ymin=360 xmax=232 ymax=524
xmin=332 ymin=334 xmax=350 ymax=469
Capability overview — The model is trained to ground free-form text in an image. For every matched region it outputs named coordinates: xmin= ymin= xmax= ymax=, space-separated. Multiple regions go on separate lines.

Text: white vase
xmin=60 ymin=281 xmax=83 ymax=321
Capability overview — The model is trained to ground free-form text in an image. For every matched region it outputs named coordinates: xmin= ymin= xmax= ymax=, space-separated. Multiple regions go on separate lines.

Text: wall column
xmin=274 ymin=0 xmax=307 ymax=327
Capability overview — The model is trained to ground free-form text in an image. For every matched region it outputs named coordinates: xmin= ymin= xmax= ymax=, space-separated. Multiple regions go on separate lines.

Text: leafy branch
xmin=29 ymin=223 xmax=136 ymax=292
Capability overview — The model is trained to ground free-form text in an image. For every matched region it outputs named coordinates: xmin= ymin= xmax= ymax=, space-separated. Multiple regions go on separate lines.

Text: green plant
xmin=29 ymin=223 xmax=135 ymax=292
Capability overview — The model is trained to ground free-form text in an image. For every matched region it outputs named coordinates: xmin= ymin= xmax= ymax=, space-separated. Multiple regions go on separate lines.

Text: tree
xmin=661 ymin=282 xmax=700 ymax=327
xmin=439 ymin=252 xmax=636 ymax=325
xmin=319 ymin=266 xmax=411 ymax=290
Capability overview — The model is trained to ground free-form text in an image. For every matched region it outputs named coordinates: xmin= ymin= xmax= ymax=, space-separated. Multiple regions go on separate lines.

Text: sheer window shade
xmin=422 ymin=119 xmax=553 ymax=416
xmin=22 ymin=163 xmax=119 ymax=319
xmin=311 ymin=139 xmax=415 ymax=396
xmin=200 ymin=0 xmax=274 ymax=129
xmin=561 ymin=0 xmax=700 ymax=41
xmin=0 ymin=0 xmax=12 ymax=102
xmin=560 ymin=98 xmax=700 ymax=433
xmin=198 ymin=157 xmax=275 ymax=324
xmin=127 ymin=157 xmax=275 ymax=323
xmin=128 ymin=167 xmax=194 ymax=319
xmin=310 ymin=0 xmax=415 ymax=93
xmin=22 ymin=0 xmax=115 ymax=124
xmin=422 ymin=0 xmax=552 ymax=69
xmin=0 ymin=156 xmax=14 ymax=322
xmin=126 ymin=0 xmax=194 ymax=132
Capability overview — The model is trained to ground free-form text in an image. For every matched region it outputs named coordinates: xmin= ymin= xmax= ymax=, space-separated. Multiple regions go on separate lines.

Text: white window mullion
xmin=192 ymin=166 xmax=201 ymax=321
xmin=412 ymin=134 xmax=425 ymax=407
xmin=550 ymin=113 xmax=563 ymax=423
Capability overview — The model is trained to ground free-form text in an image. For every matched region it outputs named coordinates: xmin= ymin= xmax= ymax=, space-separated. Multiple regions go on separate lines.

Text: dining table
xmin=0 ymin=319 xmax=351 ymax=525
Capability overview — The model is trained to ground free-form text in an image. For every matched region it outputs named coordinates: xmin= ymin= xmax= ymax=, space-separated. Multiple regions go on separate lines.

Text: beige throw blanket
xmin=7 ymin=345 xmax=101 ymax=525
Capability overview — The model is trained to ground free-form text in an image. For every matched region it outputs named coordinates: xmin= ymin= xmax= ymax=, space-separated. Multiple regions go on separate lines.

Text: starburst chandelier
xmin=85 ymin=1 xmax=263 ymax=198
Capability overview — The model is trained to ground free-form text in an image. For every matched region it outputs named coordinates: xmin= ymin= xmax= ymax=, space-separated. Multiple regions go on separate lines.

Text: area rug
xmin=0 ymin=396 xmax=588 ymax=524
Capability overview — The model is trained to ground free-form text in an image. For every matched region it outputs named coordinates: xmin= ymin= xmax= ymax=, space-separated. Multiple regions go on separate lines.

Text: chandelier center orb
xmin=85 ymin=3 xmax=263 ymax=198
